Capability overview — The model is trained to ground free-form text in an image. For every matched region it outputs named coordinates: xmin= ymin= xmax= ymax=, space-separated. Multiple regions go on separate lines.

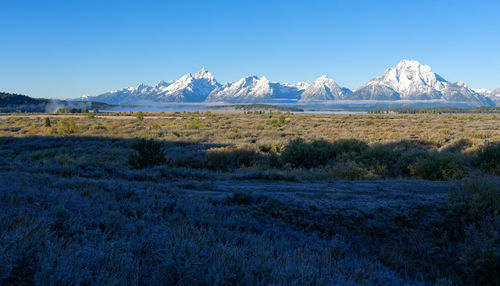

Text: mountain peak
xmin=314 ymin=75 xmax=335 ymax=83
xmin=80 ymin=62 xmax=495 ymax=107
xmin=135 ymin=83 xmax=149 ymax=90
xmin=396 ymin=59 xmax=424 ymax=67
xmin=394 ymin=59 xmax=433 ymax=75
xmin=366 ymin=59 xmax=447 ymax=98
xmin=300 ymin=75 xmax=347 ymax=101
xmin=194 ymin=67 xmax=215 ymax=80
xmin=155 ymin=80 xmax=169 ymax=87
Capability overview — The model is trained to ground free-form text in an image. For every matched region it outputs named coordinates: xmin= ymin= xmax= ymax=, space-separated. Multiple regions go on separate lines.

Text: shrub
xmin=396 ymin=149 xmax=429 ymax=177
xmin=327 ymin=161 xmax=372 ymax=180
xmin=265 ymin=115 xmax=286 ymax=127
xmin=447 ymin=178 xmax=500 ymax=228
xmin=187 ymin=115 xmax=200 ymax=129
xmin=281 ymin=138 xmax=368 ymax=169
xmin=332 ymin=139 xmax=368 ymax=157
xmin=204 ymin=147 xmax=261 ymax=171
xmin=56 ymin=118 xmax=77 ymax=135
xmin=268 ymin=152 xmax=282 ymax=168
xmin=362 ymin=144 xmax=400 ymax=176
xmin=408 ymin=151 xmax=467 ymax=180
xmin=443 ymin=178 xmax=500 ymax=285
xmin=443 ymin=138 xmax=473 ymax=153
xmin=128 ymin=139 xmax=169 ymax=169
xmin=476 ymin=142 xmax=500 ymax=175
xmin=136 ymin=111 xmax=144 ymax=121
xmin=280 ymin=138 xmax=317 ymax=168
xmin=174 ymin=154 xmax=205 ymax=169
xmin=44 ymin=117 xmax=51 ymax=127
xmin=258 ymin=142 xmax=285 ymax=153
xmin=278 ymin=114 xmax=286 ymax=125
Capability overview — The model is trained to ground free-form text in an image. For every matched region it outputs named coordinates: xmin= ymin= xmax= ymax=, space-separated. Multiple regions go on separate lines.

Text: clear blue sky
xmin=1 ymin=0 xmax=499 ymax=99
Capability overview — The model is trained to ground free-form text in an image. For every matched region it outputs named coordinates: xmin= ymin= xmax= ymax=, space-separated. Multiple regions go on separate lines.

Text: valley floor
xmin=0 ymin=112 xmax=499 ymax=285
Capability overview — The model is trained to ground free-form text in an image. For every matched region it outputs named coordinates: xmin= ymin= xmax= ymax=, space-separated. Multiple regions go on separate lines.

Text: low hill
xmin=0 ymin=92 xmax=113 ymax=113
xmin=0 ymin=92 xmax=49 ymax=112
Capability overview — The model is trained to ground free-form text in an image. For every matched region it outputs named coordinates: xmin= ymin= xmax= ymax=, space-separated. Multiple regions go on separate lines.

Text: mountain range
xmin=79 ymin=60 xmax=497 ymax=106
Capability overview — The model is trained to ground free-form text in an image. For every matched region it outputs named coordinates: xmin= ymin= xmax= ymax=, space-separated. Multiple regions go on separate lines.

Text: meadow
xmin=0 ymin=111 xmax=499 ymax=285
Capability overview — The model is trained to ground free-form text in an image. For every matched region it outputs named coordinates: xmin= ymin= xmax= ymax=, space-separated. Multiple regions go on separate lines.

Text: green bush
xmin=187 ymin=115 xmax=200 ymax=129
xmin=280 ymin=138 xmax=318 ymax=168
xmin=443 ymin=178 xmax=500 ymax=285
xmin=128 ymin=139 xmax=169 ymax=169
xmin=476 ymin=142 xmax=500 ymax=175
xmin=408 ymin=151 xmax=467 ymax=180
xmin=278 ymin=114 xmax=286 ymax=125
xmin=204 ymin=147 xmax=261 ymax=171
xmin=330 ymin=139 xmax=369 ymax=158
xmin=327 ymin=161 xmax=372 ymax=180
xmin=281 ymin=138 xmax=368 ymax=169
xmin=56 ymin=118 xmax=77 ymax=135
xmin=268 ymin=152 xmax=282 ymax=168
xmin=136 ymin=111 xmax=144 ymax=121
xmin=447 ymin=178 xmax=500 ymax=227
xmin=396 ymin=149 xmax=429 ymax=177
xmin=362 ymin=144 xmax=400 ymax=176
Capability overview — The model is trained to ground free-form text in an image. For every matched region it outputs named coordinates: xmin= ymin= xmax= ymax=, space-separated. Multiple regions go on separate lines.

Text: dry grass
xmin=1 ymin=112 xmax=499 ymax=150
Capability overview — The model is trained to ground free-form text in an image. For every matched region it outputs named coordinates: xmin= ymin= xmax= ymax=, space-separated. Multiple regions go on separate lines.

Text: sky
xmin=1 ymin=0 xmax=500 ymax=99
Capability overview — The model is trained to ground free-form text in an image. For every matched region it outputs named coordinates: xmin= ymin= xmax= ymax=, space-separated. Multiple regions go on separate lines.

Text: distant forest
xmin=0 ymin=92 xmax=112 ymax=113
xmin=213 ymin=104 xmax=304 ymax=112
xmin=369 ymin=106 xmax=500 ymax=114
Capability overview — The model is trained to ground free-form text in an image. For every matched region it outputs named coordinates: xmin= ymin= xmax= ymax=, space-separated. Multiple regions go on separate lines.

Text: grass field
xmin=0 ymin=111 xmax=499 ymax=285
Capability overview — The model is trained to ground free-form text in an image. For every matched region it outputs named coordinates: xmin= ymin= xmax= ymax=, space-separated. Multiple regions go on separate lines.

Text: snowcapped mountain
xmin=474 ymin=88 xmax=500 ymax=105
xmin=206 ymin=76 xmax=304 ymax=103
xmin=81 ymin=68 xmax=220 ymax=104
xmin=365 ymin=60 xmax=445 ymax=100
xmin=156 ymin=68 xmax=220 ymax=102
xmin=300 ymin=75 xmax=352 ymax=101
xmin=350 ymin=60 xmax=493 ymax=105
xmin=81 ymin=83 xmax=156 ymax=105
xmin=79 ymin=61 xmax=495 ymax=106
xmin=206 ymin=76 xmax=272 ymax=102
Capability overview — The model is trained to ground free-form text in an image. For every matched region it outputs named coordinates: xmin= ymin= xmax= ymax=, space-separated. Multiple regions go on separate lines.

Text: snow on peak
xmin=155 ymin=80 xmax=170 ymax=88
xmin=288 ymin=81 xmax=310 ymax=90
xmin=367 ymin=59 xmax=447 ymax=98
xmin=473 ymin=88 xmax=490 ymax=95
xmin=474 ymin=88 xmax=500 ymax=104
xmin=300 ymin=75 xmax=349 ymax=101
xmin=156 ymin=68 xmax=220 ymax=102
xmin=396 ymin=59 xmax=430 ymax=71
xmin=353 ymin=59 xmax=492 ymax=104
xmin=79 ymin=61 xmax=495 ymax=106
xmin=194 ymin=67 xmax=215 ymax=81
xmin=206 ymin=75 xmax=307 ymax=103
xmin=136 ymin=83 xmax=148 ymax=89
xmin=215 ymin=75 xmax=272 ymax=99
xmin=314 ymin=75 xmax=336 ymax=84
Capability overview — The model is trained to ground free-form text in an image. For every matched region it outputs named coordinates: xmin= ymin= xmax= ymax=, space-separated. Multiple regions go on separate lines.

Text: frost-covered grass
xmin=0 ymin=162 xmax=411 ymax=285
xmin=0 ymin=112 xmax=499 ymax=285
